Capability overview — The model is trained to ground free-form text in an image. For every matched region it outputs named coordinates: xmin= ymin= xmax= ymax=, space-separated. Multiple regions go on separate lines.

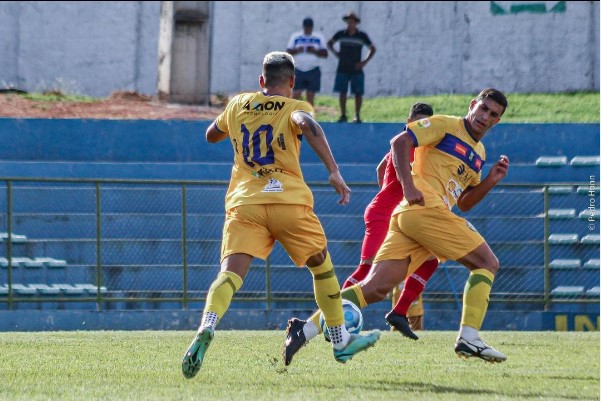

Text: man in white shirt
xmin=286 ymin=17 xmax=328 ymax=106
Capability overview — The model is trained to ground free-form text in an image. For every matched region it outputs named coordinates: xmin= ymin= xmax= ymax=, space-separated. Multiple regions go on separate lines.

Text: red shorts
xmin=360 ymin=206 xmax=390 ymax=260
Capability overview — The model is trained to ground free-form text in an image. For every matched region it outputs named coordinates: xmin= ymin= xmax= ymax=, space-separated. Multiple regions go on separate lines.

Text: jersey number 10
xmin=241 ymin=124 xmax=275 ymax=167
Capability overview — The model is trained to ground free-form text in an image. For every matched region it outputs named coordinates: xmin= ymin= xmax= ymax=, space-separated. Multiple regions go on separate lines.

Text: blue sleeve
xmin=406 ymin=128 xmax=418 ymax=147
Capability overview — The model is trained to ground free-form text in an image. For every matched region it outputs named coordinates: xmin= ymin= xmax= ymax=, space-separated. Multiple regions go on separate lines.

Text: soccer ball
xmin=319 ymin=299 xmax=364 ymax=340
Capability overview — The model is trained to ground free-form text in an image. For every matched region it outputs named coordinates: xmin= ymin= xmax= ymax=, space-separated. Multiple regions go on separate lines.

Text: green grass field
xmin=314 ymin=91 xmax=600 ymax=123
xmin=0 ymin=330 xmax=598 ymax=401
xmin=14 ymin=90 xmax=600 ymax=123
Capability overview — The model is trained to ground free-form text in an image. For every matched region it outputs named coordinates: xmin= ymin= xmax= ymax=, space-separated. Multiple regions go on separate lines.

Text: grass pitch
xmin=0 ymin=330 xmax=598 ymax=401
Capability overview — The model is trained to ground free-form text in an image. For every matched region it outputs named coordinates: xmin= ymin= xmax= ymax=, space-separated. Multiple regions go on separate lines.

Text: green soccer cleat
xmin=333 ymin=330 xmax=381 ymax=363
xmin=182 ymin=328 xmax=214 ymax=379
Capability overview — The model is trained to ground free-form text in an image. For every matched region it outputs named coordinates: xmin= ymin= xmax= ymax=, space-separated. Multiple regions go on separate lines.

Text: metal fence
xmin=0 ymin=177 xmax=598 ymax=310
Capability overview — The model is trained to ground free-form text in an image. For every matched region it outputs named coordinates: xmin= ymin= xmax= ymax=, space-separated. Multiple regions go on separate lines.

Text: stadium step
xmin=579 ymin=209 xmax=600 ymax=220
xmin=551 ymin=285 xmax=585 ymax=297
xmin=535 ymin=156 xmax=567 ymax=167
xmin=577 ymin=185 xmax=599 ymax=195
xmin=583 ymin=259 xmax=600 ymax=269
xmin=548 ymin=234 xmax=579 ymax=244
xmin=585 ymin=286 xmax=600 ymax=297
xmin=570 ymin=156 xmax=600 ymax=166
xmin=549 ymin=259 xmax=581 ymax=269
xmin=0 ymin=232 xmax=28 ymax=243
xmin=547 ymin=186 xmax=573 ymax=195
xmin=580 ymin=234 xmax=600 ymax=244
xmin=547 ymin=209 xmax=576 ymax=219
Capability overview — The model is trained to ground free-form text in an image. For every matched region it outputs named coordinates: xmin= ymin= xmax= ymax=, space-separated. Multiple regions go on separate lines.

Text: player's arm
xmin=206 ymin=121 xmax=228 ymax=143
xmin=376 ymin=155 xmax=387 ymax=188
xmin=457 ymin=155 xmax=509 ymax=212
xmin=390 ymin=131 xmax=424 ymax=206
xmin=292 ymin=111 xmax=351 ymax=205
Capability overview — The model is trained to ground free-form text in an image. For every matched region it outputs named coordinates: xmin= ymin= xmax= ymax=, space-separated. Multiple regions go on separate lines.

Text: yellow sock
xmin=308 ymin=284 xmax=368 ymax=332
xmin=204 ymin=271 xmax=243 ymax=318
xmin=341 ymin=284 xmax=368 ymax=308
xmin=308 ymin=252 xmax=344 ymax=327
xmin=461 ymin=268 xmax=495 ymax=330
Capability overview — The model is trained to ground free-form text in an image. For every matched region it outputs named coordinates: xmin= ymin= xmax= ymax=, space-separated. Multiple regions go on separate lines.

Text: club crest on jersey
xmin=446 ymin=178 xmax=463 ymax=200
xmin=416 ymin=118 xmax=431 ymax=128
xmin=262 ymin=178 xmax=283 ymax=192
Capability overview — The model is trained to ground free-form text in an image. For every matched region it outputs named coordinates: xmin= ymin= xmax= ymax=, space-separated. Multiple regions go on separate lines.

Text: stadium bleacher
xmin=0 ymin=119 xmax=598 ymax=314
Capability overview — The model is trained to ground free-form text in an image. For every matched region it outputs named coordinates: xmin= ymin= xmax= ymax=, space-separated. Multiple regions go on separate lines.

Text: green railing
xmin=0 ymin=177 xmax=598 ymax=310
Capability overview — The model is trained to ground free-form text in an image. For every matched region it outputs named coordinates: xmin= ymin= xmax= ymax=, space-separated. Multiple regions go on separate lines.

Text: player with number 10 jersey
xmin=214 ymin=92 xmax=315 ymax=211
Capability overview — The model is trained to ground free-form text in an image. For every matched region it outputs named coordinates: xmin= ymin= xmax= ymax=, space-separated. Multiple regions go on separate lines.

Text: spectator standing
xmin=328 ymin=11 xmax=376 ymax=123
xmin=286 ymin=17 xmax=328 ymax=106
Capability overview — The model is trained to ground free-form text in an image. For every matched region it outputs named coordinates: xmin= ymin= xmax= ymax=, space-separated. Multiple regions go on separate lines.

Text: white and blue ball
xmin=320 ymin=299 xmax=364 ymax=340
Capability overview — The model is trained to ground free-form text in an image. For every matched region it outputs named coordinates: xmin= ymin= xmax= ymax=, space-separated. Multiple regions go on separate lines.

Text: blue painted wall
xmin=0 ymin=118 xmax=598 ymax=163
xmin=0 ymin=118 xmax=598 ymax=183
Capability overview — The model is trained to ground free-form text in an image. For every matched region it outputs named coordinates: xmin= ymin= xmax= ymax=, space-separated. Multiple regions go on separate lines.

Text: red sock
xmin=393 ymin=259 xmax=439 ymax=315
xmin=342 ymin=263 xmax=371 ymax=289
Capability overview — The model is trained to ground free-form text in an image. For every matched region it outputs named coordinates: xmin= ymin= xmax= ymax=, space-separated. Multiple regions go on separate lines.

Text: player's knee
xmin=362 ymin=281 xmax=393 ymax=303
xmin=305 ymin=248 xmax=327 ymax=267
xmin=484 ymin=254 xmax=500 ymax=274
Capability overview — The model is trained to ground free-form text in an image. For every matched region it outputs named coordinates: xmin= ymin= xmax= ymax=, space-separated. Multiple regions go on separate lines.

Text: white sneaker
xmin=454 ymin=336 xmax=507 ymax=363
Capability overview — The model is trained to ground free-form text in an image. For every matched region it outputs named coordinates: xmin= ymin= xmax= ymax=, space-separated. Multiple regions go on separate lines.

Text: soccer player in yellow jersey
xmin=284 ymin=88 xmax=509 ymax=364
xmin=181 ymin=51 xmax=380 ymax=378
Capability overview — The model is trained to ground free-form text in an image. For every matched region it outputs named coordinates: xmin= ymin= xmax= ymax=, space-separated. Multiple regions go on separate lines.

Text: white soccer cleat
xmin=454 ymin=336 xmax=507 ymax=363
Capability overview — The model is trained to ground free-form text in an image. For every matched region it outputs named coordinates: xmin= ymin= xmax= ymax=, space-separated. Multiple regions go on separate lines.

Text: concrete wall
xmin=0 ymin=1 xmax=161 ymax=97
xmin=211 ymin=1 xmax=600 ymax=96
xmin=0 ymin=1 xmax=598 ymax=98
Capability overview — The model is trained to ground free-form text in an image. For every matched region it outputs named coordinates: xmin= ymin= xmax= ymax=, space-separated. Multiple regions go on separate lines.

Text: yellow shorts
xmin=374 ymin=206 xmax=484 ymax=270
xmin=221 ymin=204 xmax=326 ymax=267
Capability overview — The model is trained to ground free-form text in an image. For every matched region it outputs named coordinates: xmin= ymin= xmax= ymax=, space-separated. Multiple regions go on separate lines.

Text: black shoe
xmin=352 ymin=116 xmax=362 ymax=123
xmin=282 ymin=318 xmax=308 ymax=366
xmin=337 ymin=115 xmax=347 ymax=123
xmin=385 ymin=310 xmax=419 ymax=340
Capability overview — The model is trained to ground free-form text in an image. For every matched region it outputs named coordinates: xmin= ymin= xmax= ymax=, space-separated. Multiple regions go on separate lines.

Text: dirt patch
xmin=0 ymin=90 xmax=225 ymax=120
xmin=0 ymin=90 xmax=338 ymax=121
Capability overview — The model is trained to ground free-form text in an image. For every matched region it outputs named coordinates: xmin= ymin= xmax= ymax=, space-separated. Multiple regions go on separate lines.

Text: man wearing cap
xmin=286 ymin=17 xmax=328 ymax=106
xmin=328 ymin=11 xmax=376 ymax=123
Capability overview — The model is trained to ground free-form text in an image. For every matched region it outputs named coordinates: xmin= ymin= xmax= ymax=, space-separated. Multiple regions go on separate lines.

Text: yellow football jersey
xmin=395 ymin=115 xmax=486 ymax=212
xmin=214 ymin=91 xmax=315 ymax=211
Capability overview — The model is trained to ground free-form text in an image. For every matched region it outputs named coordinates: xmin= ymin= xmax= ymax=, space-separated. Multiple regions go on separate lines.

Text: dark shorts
xmin=294 ymin=67 xmax=321 ymax=92
xmin=334 ymin=71 xmax=365 ymax=95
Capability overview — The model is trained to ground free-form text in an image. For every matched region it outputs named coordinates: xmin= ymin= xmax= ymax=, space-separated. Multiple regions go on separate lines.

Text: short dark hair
xmin=262 ymin=52 xmax=295 ymax=87
xmin=303 ymin=17 xmax=313 ymax=27
xmin=476 ymin=88 xmax=508 ymax=115
xmin=409 ymin=102 xmax=433 ymax=120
